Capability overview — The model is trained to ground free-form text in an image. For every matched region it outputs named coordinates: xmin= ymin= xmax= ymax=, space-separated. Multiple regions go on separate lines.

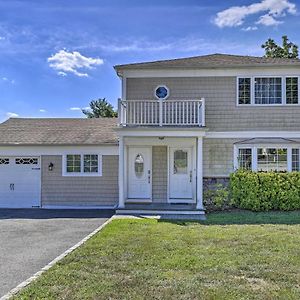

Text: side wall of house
xmin=126 ymin=77 xmax=300 ymax=131
xmin=41 ymin=155 xmax=119 ymax=207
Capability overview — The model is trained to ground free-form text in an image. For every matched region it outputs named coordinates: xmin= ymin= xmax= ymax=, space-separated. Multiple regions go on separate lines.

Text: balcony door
xmin=127 ymin=147 xmax=152 ymax=201
xmin=169 ymin=148 xmax=194 ymax=202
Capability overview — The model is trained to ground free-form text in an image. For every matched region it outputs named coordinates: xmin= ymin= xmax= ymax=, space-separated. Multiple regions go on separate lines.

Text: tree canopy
xmin=82 ymin=98 xmax=118 ymax=118
xmin=262 ymin=35 xmax=298 ymax=59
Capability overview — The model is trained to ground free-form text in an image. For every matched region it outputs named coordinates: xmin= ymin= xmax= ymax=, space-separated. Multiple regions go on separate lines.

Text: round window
xmin=134 ymin=154 xmax=144 ymax=178
xmin=154 ymin=85 xmax=169 ymax=100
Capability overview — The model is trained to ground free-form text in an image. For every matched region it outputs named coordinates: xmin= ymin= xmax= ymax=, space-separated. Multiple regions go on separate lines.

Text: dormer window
xmin=154 ymin=85 xmax=169 ymax=100
xmin=238 ymin=76 xmax=299 ymax=105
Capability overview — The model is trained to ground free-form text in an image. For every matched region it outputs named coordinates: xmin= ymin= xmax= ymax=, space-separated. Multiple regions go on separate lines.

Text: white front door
xmin=169 ymin=148 xmax=194 ymax=202
xmin=127 ymin=147 xmax=152 ymax=200
xmin=0 ymin=157 xmax=41 ymax=208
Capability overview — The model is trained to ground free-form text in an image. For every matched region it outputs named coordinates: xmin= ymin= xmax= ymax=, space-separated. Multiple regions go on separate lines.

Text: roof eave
xmin=115 ymin=64 xmax=300 ymax=72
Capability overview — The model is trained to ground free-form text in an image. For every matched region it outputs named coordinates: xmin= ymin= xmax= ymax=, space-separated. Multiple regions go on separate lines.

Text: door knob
xmin=10 ymin=183 xmax=14 ymax=191
xmin=148 ymin=170 xmax=151 ymax=184
xmin=189 ymin=171 xmax=192 ymax=183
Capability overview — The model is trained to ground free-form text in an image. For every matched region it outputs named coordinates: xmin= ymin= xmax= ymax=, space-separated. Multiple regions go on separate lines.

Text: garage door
xmin=0 ymin=157 xmax=41 ymax=208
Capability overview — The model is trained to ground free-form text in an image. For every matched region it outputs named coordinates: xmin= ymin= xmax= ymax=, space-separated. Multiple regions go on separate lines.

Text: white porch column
xmin=118 ymin=136 xmax=125 ymax=208
xmin=196 ymin=137 xmax=204 ymax=210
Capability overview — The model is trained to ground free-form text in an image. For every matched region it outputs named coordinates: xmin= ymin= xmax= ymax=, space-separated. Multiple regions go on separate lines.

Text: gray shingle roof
xmin=114 ymin=53 xmax=300 ymax=71
xmin=0 ymin=118 xmax=118 ymax=145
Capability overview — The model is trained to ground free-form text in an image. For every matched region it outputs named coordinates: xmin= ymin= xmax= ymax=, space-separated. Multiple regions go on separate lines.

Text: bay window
xmin=238 ymin=76 xmax=299 ymax=105
xmin=236 ymin=146 xmax=300 ymax=172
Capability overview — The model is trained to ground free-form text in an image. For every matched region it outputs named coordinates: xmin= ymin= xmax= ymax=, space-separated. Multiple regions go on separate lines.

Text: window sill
xmin=237 ymin=103 xmax=300 ymax=107
xmin=62 ymin=173 xmax=102 ymax=177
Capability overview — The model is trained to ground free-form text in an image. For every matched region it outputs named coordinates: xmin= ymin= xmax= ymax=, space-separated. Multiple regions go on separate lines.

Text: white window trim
xmin=236 ymin=76 xmax=300 ymax=107
xmin=234 ymin=144 xmax=296 ymax=172
xmin=62 ymin=154 xmax=102 ymax=177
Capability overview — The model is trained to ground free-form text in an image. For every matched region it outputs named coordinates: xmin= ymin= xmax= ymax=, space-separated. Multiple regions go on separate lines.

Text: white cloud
xmin=214 ymin=0 xmax=296 ymax=28
xmin=69 ymin=107 xmax=82 ymax=111
xmin=48 ymin=50 xmax=104 ymax=77
xmin=6 ymin=112 xmax=19 ymax=118
xmin=256 ymin=14 xmax=283 ymax=26
xmin=39 ymin=109 xmax=46 ymax=113
xmin=0 ymin=36 xmax=5 ymax=41
xmin=242 ymin=26 xmax=258 ymax=31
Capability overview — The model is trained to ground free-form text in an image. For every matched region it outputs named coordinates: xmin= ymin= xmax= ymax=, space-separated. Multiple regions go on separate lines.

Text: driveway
xmin=0 ymin=209 xmax=114 ymax=297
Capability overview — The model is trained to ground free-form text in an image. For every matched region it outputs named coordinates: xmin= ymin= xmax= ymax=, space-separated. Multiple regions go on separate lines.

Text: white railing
xmin=118 ymin=98 xmax=205 ymax=127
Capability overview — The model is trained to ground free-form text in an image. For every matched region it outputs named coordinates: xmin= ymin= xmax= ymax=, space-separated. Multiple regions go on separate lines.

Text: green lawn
xmin=14 ymin=211 xmax=300 ymax=300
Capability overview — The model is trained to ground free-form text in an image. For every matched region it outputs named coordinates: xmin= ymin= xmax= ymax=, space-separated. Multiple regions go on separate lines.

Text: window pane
xmin=174 ymin=150 xmax=188 ymax=174
xmin=238 ymin=78 xmax=251 ymax=104
xmin=84 ymin=154 xmax=98 ymax=173
xmin=286 ymin=77 xmax=298 ymax=104
xmin=257 ymin=148 xmax=287 ymax=172
xmin=292 ymin=149 xmax=300 ymax=171
xmin=134 ymin=154 xmax=144 ymax=178
xmin=66 ymin=154 xmax=81 ymax=173
xmin=238 ymin=148 xmax=252 ymax=170
xmin=255 ymin=78 xmax=282 ymax=104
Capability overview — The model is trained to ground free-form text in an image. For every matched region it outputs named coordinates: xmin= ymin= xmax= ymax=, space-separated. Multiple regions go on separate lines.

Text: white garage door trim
xmin=0 ymin=156 xmax=41 ymax=208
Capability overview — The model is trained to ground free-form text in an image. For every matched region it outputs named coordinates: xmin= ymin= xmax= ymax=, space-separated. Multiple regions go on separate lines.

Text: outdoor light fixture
xmin=48 ymin=162 xmax=54 ymax=171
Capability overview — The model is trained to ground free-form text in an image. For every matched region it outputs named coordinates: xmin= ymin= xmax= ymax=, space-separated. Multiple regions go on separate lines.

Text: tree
xmin=82 ymin=98 xmax=118 ymax=118
xmin=262 ymin=35 xmax=299 ymax=59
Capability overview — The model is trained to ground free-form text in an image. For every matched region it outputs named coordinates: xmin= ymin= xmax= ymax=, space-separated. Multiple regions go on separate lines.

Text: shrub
xmin=230 ymin=170 xmax=300 ymax=211
xmin=204 ymin=183 xmax=230 ymax=211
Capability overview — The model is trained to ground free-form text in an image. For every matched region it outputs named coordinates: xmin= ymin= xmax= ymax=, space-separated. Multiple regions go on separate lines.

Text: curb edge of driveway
xmin=1 ymin=216 xmax=114 ymax=300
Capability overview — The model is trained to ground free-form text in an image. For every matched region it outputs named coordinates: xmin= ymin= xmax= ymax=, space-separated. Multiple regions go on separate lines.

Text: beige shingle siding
xmin=203 ymin=138 xmax=242 ymax=177
xmin=127 ymin=77 xmax=300 ymax=131
xmin=41 ymin=155 xmax=118 ymax=206
xmin=152 ymin=146 xmax=168 ymax=203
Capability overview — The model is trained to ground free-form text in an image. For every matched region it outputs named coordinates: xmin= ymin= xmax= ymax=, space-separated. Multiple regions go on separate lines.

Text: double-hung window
xmin=64 ymin=154 xmax=102 ymax=176
xmin=238 ymin=76 xmax=299 ymax=105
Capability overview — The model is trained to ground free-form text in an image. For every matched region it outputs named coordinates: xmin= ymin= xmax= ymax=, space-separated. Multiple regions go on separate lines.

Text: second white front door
xmin=169 ymin=148 xmax=194 ymax=202
xmin=127 ymin=147 xmax=152 ymax=200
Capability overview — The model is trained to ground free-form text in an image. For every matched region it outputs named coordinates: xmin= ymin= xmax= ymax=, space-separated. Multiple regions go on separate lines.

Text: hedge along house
xmin=0 ymin=54 xmax=300 ymax=215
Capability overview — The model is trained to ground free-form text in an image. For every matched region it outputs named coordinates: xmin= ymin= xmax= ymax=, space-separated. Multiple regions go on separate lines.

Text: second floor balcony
xmin=118 ymin=98 xmax=205 ymax=127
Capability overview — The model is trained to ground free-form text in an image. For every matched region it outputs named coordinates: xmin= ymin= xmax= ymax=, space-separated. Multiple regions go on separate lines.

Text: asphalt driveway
xmin=0 ymin=209 xmax=114 ymax=298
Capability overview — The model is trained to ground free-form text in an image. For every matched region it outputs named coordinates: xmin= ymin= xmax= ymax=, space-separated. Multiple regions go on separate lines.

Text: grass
xmin=14 ymin=211 xmax=300 ymax=300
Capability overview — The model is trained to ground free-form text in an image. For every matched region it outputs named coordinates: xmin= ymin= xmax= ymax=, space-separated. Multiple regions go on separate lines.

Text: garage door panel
xmin=0 ymin=157 xmax=41 ymax=208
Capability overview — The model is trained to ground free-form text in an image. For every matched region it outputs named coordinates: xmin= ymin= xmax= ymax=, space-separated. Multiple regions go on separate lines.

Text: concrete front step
xmin=116 ymin=209 xmax=206 ymax=220
xmin=116 ymin=211 xmax=206 ymax=221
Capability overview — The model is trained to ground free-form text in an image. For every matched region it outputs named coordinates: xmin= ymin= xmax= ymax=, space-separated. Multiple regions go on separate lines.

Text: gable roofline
xmin=114 ymin=53 xmax=300 ymax=75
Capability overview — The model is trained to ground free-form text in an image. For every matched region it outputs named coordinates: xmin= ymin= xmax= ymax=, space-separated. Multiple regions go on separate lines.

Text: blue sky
xmin=0 ymin=0 xmax=299 ymax=121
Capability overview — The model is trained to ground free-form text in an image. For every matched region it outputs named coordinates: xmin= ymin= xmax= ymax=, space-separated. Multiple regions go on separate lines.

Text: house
xmin=1 ymin=54 xmax=300 ymax=216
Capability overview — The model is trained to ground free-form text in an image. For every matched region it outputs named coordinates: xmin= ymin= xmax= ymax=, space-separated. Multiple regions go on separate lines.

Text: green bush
xmin=204 ymin=183 xmax=230 ymax=211
xmin=230 ymin=170 xmax=300 ymax=211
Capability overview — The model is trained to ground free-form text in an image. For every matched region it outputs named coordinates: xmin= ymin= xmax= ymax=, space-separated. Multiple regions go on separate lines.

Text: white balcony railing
xmin=118 ymin=98 xmax=205 ymax=127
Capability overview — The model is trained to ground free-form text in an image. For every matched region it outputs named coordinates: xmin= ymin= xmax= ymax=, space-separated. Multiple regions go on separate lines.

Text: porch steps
xmin=116 ymin=203 xmax=206 ymax=220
